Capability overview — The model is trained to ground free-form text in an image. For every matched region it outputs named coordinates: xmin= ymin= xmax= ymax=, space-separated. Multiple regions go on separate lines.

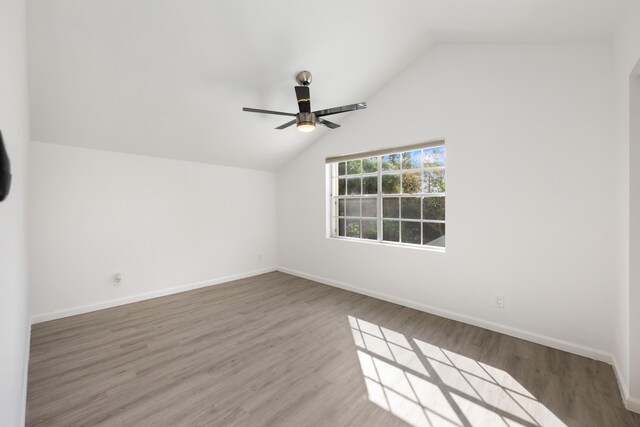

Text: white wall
xmin=278 ymin=44 xmax=616 ymax=359
xmin=29 ymin=142 xmax=277 ymax=320
xmin=630 ymin=68 xmax=640 ymax=407
xmin=0 ymin=0 xmax=30 ymax=425
xmin=613 ymin=0 xmax=640 ymax=410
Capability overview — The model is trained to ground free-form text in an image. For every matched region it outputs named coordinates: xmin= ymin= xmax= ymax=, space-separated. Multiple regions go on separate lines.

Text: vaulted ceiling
xmin=27 ymin=0 xmax=621 ymax=171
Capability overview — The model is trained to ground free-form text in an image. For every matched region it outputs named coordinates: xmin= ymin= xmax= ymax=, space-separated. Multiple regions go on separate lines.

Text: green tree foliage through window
xmin=331 ymin=143 xmax=445 ymax=248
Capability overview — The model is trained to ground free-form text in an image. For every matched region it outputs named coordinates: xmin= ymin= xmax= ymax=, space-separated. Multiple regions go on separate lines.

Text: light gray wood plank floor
xmin=26 ymin=271 xmax=640 ymax=426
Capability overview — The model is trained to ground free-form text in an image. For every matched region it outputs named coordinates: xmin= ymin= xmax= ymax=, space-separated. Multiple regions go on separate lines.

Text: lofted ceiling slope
xmin=27 ymin=0 xmax=621 ymax=171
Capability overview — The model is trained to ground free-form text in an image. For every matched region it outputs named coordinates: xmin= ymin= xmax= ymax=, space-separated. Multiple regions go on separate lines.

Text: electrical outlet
xmin=496 ymin=295 xmax=504 ymax=309
xmin=114 ymin=273 xmax=122 ymax=286
xmin=258 ymin=254 xmax=263 ymax=262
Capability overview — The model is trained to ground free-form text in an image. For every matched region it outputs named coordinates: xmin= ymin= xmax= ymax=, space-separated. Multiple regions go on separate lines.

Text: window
xmin=328 ymin=141 xmax=445 ymax=248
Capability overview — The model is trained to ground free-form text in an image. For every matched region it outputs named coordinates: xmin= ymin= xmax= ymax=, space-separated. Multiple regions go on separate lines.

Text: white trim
xmin=276 ymin=266 xmax=640 ymax=414
xmin=627 ymin=395 xmax=640 ymax=413
xmin=24 ymin=265 xmax=640 ymax=415
xmin=611 ymin=356 xmax=640 ymax=414
xmin=611 ymin=354 xmax=629 ymax=401
xmin=276 ymin=266 xmax=612 ymax=361
xmin=30 ymin=267 xmax=276 ymax=324
xmin=326 ymin=139 xmax=445 ymax=163
xmin=329 ymin=235 xmax=446 ymax=252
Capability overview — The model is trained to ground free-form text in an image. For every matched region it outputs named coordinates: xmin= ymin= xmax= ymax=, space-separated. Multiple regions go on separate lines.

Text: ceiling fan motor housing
xmin=242 ymin=70 xmax=366 ymax=131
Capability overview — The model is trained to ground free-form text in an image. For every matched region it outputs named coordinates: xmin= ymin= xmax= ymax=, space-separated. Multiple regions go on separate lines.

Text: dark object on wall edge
xmin=0 ymin=131 xmax=12 ymax=202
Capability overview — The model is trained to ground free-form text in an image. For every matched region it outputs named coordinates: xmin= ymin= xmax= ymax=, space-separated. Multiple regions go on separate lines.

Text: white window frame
xmin=326 ymin=140 xmax=446 ymax=250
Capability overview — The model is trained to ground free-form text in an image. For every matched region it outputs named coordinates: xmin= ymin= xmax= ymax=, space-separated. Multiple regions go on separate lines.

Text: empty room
xmin=2 ymin=0 xmax=640 ymax=426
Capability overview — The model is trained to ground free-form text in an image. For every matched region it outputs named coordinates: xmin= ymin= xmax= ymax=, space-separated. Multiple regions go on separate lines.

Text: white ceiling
xmin=27 ymin=0 xmax=621 ymax=171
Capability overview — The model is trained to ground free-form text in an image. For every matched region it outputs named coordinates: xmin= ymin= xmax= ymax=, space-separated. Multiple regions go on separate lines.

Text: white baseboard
xmin=26 ymin=265 xmax=640 ymax=415
xmin=611 ymin=355 xmax=629 ymax=404
xmin=627 ymin=395 xmax=640 ymax=413
xmin=277 ymin=266 xmax=640 ymax=414
xmin=609 ymin=354 xmax=640 ymax=414
xmin=277 ymin=266 xmax=612 ymax=362
xmin=30 ymin=267 xmax=276 ymax=324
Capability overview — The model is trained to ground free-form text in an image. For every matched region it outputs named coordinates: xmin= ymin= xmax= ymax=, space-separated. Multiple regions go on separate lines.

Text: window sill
xmin=327 ymin=236 xmax=446 ymax=253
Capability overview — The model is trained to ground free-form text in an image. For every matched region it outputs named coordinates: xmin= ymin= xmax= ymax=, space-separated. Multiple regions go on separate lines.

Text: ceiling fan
xmin=242 ymin=70 xmax=367 ymax=133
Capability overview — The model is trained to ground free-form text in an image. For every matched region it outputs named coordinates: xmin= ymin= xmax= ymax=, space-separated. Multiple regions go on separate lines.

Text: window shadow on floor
xmin=348 ymin=315 xmax=566 ymax=427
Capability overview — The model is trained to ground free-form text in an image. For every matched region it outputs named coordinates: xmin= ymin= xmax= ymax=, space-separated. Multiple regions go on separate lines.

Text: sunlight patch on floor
xmin=348 ymin=315 xmax=566 ymax=427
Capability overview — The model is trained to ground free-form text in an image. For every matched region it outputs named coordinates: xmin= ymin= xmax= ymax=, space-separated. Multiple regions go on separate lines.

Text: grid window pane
xmin=330 ymin=144 xmax=445 ymax=249
xmin=402 ymin=150 xmax=422 ymax=169
xmin=363 ymin=176 xmax=378 ymax=195
xmin=362 ymin=219 xmax=377 ymax=240
xmin=347 ymin=178 xmax=362 ymax=195
xmin=401 ymin=221 xmax=421 ymax=244
xmin=346 ymin=219 xmax=360 ymax=238
xmin=423 ymin=197 xmax=444 ymax=220
xmin=362 ymin=199 xmax=377 ymax=218
xmin=346 ymin=199 xmax=360 ymax=217
xmin=401 ymin=197 xmax=421 ymax=219
xmin=423 ymin=223 xmax=445 ymax=247
xmin=383 ymin=220 xmax=400 ymax=242
xmin=362 ymin=157 xmax=378 ymax=173
xmin=383 ymin=197 xmax=399 ymax=218
xmin=382 ymin=154 xmax=400 ymax=171
xmin=382 ymin=174 xmax=400 ymax=194
xmin=347 ymin=160 xmax=361 ymax=175
xmin=424 ymin=170 xmax=445 ymax=193
xmin=402 ymin=172 xmax=422 ymax=194
xmin=424 ymin=147 xmax=445 ymax=167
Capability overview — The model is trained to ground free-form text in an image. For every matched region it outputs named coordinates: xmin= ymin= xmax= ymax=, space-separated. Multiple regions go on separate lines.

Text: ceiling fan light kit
xmin=296 ymin=112 xmax=316 ymax=132
xmin=243 ymin=70 xmax=367 ymax=132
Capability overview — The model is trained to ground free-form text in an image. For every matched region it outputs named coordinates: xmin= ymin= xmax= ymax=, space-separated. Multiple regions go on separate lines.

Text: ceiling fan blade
xmin=314 ymin=102 xmax=367 ymax=118
xmin=316 ymin=118 xmax=341 ymax=129
xmin=295 ymin=86 xmax=311 ymax=113
xmin=243 ymin=107 xmax=296 ymax=117
xmin=275 ymin=119 xmax=297 ymax=130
